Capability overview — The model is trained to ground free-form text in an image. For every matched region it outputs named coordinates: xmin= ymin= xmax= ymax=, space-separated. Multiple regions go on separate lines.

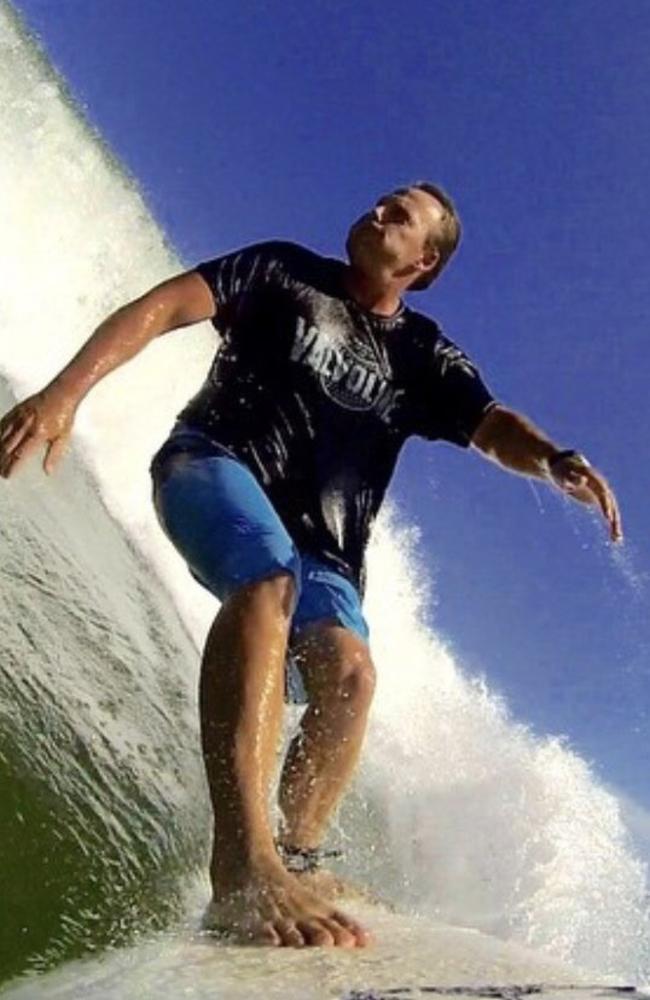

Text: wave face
xmin=1 ymin=1 xmax=649 ymax=988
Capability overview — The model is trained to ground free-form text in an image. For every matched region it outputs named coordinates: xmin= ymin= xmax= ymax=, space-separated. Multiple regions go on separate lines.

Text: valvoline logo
xmin=290 ymin=316 xmax=403 ymax=424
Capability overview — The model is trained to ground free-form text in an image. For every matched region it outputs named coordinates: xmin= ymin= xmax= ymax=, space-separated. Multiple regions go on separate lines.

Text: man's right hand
xmin=0 ymin=389 xmax=77 ymax=479
xmin=0 ymin=270 xmax=216 ymax=482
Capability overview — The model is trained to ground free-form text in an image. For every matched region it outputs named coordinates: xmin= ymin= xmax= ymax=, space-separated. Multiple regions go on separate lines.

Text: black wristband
xmin=548 ymin=449 xmax=583 ymax=469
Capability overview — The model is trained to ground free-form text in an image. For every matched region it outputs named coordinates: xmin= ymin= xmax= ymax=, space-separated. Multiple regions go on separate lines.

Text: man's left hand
xmin=549 ymin=454 xmax=623 ymax=543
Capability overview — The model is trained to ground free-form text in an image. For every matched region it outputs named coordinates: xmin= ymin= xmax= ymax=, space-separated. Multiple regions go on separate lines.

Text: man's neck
xmin=342 ymin=265 xmax=404 ymax=318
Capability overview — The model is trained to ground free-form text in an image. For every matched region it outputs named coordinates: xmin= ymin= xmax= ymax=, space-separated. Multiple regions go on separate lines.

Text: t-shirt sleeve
xmin=413 ymin=327 xmax=498 ymax=447
xmin=193 ymin=241 xmax=286 ymax=314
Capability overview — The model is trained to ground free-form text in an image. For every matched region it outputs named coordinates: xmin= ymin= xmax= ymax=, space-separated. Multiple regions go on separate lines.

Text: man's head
xmin=346 ymin=182 xmax=461 ymax=292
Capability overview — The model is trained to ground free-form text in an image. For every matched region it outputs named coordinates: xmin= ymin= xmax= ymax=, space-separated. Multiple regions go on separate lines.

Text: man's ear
xmin=416 ymin=246 xmax=440 ymax=278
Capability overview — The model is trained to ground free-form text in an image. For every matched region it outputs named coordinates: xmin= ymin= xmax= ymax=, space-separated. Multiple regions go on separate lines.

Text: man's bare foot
xmin=274 ymin=842 xmax=388 ymax=905
xmin=291 ymin=867 xmax=372 ymax=902
xmin=293 ymin=868 xmax=394 ymax=911
xmin=203 ymin=856 xmax=371 ymax=948
xmin=291 ymin=867 xmax=350 ymax=899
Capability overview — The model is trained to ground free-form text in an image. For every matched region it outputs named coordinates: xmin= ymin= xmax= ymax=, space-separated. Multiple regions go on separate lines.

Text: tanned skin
xmin=0 ymin=186 xmax=622 ymax=949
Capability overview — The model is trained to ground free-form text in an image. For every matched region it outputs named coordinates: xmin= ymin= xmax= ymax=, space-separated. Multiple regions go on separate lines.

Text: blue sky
xmin=15 ymin=0 xmax=650 ymax=805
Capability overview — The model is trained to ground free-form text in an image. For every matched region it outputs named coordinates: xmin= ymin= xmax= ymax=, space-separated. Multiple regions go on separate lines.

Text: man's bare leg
xmin=200 ymin=577 xmax=370 ymax=948
xmin=277 ymin=624 xmax=376 ymax=896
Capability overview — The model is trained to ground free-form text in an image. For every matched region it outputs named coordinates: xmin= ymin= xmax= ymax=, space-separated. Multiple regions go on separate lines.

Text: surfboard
xmin=2 ymin=893 xmax=646 ymax=1000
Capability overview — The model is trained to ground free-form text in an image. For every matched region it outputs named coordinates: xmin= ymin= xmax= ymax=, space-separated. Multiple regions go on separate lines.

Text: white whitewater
xmin=1 ymin=2 xmax=649 ymax=992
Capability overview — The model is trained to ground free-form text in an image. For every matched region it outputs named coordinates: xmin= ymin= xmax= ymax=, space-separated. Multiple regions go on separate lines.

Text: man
xmin=0 ymin=183 xmax=622 ymax=950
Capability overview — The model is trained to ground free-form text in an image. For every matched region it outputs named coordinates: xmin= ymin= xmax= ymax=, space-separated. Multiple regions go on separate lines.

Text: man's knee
xmin=294 ymin=625 xmax=376 ymax=707
xmin=338 ymin=652 xmax=376 ymax=707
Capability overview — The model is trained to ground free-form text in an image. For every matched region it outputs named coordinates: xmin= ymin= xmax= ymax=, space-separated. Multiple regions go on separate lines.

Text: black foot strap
xmin=276 ymin=841 xmax=343 ymax=873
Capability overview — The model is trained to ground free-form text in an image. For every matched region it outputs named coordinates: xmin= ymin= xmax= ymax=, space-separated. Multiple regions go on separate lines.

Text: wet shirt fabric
xmin=175 ymin=241 xmax=497 ymax=591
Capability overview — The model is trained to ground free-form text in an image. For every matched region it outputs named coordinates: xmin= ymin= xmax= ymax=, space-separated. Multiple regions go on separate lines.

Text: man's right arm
xmin=0 ymin=270 xmax=216 ymax=479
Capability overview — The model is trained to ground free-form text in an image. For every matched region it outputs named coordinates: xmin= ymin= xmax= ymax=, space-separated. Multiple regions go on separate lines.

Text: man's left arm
xmin=470 ymin=404 xmax=623 ymax=543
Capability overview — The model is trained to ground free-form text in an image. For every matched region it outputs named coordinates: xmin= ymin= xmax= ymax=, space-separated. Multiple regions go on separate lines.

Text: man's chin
xmin=347 ymin=244 xmax=392 ymax=282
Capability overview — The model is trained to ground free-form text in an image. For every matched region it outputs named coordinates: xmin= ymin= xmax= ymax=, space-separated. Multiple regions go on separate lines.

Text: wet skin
xmin=199 ymin=575 xmax=373 ymax=948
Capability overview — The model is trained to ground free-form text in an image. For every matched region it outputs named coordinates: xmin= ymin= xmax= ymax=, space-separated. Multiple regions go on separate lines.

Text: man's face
xmin=346 ymin=186 xmax=443 ymax=285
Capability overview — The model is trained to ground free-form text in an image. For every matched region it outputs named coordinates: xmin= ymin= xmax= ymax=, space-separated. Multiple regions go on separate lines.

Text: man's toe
xmin=259 ymin=921 xmax=281 ymax=946
xmin=275 ymin=919 xmax=305 ymax=947
xmin=322 ymin=917 xmax=357 ymax=948
xmin=297 ymin=920 xmax=335 ymax=947
xmin=331 ymin=909 xmax=371 ymax=947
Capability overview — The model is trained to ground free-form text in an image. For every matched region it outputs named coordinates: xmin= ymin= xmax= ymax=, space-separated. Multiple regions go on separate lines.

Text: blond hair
xmin=410 ymin=181 xmax=461 ymax=290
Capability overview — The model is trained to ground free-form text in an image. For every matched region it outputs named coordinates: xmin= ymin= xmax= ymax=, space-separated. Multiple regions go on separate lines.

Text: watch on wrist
xmin=548 ymin=449 xmax=590 ymax=470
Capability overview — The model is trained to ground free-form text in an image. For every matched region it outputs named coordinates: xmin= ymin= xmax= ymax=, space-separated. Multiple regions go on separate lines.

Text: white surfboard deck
xmin=3 ymin=897 xmax=644 ymax=1000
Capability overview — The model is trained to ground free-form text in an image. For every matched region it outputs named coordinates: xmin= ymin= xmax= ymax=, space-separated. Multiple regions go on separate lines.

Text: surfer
xmin=0 ymin=183 xmax=622 ymax=949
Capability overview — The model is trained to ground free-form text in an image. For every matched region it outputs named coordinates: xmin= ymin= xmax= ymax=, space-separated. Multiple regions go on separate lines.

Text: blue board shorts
xmin=149 ymin=423 xmax=369 ymax=702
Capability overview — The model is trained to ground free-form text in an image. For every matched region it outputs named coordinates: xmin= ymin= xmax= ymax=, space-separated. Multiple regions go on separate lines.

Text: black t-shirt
xmin=177 ymin=241 xmax=497 ymax=590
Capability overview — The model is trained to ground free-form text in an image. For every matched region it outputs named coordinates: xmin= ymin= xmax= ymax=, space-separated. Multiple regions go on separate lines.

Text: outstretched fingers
xmin=0 ymin=403 xmax=71 ymax=479
xmin=0 ymin=406 xmax=40 ymax=478
xmin=1 ymin=409 xmax=35 ymax=447
xmin=557 ymin=460 xmax=623 ymax=544
xmin=1 ymin=432 xmax=40 ymax=479
xmin=585 ymin=468 xmax=623 ymax=542
xmin=0 ymin=410 xmax=36 ymax=462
